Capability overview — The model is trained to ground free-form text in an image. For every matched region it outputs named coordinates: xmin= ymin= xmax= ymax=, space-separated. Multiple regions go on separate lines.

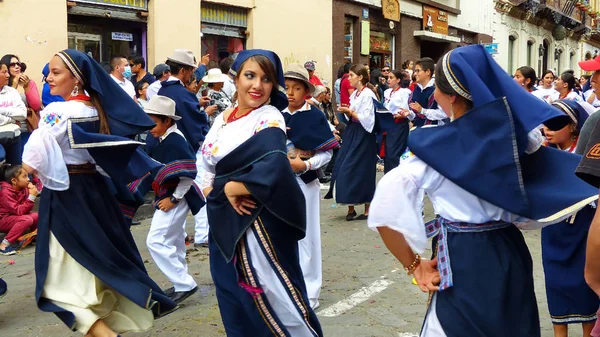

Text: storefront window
xmin=344 ymin=17 xmax=354 ymax=62
xmin=201 ymin=34 xmax=245 ymax=66
xmin=67 ymin=16 xmax=145 ymax=63
xmin=369 ymin=31 xmax=392 ymax=70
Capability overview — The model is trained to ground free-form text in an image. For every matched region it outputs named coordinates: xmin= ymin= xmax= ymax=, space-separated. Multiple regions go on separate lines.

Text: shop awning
xmin=414 ymin=30 xmax=461 ymax=43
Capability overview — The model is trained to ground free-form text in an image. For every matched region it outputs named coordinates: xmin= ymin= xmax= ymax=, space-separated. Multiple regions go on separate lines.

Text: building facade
xmin=331 ymin=0 xmax=493 ymax=81
xmin=0 ymin=0 xmax=333 ymax=87
xmin=493 ymin=0 xmax=600 ymax=77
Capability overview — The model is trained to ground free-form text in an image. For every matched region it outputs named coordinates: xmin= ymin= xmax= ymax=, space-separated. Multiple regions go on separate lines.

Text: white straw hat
xmin=166 ymin=49 xmax=196 ymax=68
xmin=144 ymin=95 xmax=181 ymax=120
xmin=202 ymin=68 xmax=229 ymax=83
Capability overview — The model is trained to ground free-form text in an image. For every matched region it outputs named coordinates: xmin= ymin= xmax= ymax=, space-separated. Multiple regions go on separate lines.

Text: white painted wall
xmin=492 ymin=10 xmax=580 ymax=76
xmin=453 ymin=0 xmax=494 ymax=37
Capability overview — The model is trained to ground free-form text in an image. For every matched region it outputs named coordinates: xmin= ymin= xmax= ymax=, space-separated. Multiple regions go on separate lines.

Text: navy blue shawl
xmin=207 ymin=127 xmax=306 ymax=262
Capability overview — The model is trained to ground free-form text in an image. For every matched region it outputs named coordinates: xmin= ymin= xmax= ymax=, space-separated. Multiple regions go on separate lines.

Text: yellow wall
xmin=245 ymin=0 xmax=334 ymax=86
xmin=147 ymin=0 xmax=202 ymax=69
xmin=0 ymin=0 xmax=68 ymax=85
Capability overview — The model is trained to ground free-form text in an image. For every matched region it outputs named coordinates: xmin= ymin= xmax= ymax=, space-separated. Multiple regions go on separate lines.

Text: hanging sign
xmin=382 ymin=0 xmax=400 ymax=22
xmin=112 ymin=32 xmax=133 ymax=41
xmin=423 ymin=5 xmax=449 ymax=35
xmin=361 ymin=20 xmax=370 ymax=55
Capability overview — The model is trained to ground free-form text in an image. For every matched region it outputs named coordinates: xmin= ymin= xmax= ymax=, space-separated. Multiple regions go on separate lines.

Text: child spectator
xmin=0 ymin=164 xmax=39 ymax=255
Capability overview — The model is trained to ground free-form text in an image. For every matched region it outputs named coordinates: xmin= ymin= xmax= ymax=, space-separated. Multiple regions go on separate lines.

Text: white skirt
xmin=42 ymin=232 xmax=154 ymax=334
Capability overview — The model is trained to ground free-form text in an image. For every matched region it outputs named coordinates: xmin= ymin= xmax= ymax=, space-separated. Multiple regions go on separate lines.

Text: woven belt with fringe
xmin=66 ymin=163 xmax=97 ymax=174
xmin=425 ymin=217 xmax=512 ymax=290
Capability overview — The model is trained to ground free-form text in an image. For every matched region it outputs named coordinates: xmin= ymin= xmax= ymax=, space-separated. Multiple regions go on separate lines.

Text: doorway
xmin=68 ymin=32 xmax=102 ymax=62
xmin=420 ymin=40 xmax=446 ymax=63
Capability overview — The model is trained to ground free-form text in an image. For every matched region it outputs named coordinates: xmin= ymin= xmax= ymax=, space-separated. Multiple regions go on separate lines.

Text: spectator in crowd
xmin=202 ymin=68 xmax=230 ymax=126
xmin=185 ymin=73 xmax=199 ymax=94
xmin=0 ymin=61 xmax=26 ymax=165
xmin=129 ymin=55 xmax=155 ymax=90
xmin=109 ymin=55 xmax=136 ymax=99
xmin=585 ymin=71 xmax=600 ymax=109
xmin=136 ymin=80 xmax=150 ymax=108
xmin=41 ymin=63 xmax=64 ymax=107
xmin=513 ymin=66 xmax=537 ymax=92
xmin=533 ymin=70 xmax=558 ymax=103
xmin=1 ymin=55 xmax=41 ymax=147
xmin=146 ymin=63 xmax=171 ymax=100
xmin=402 ymin=59 xmax=414 ymax=77
xmin=0 ymin=164 xmax=39 ymax=255
xmin=334 ymin=64 xmax=345 ymax=106
xmin=194 ymin=54 xmax=210 ymax=85
xmin=304 ymin=61 xmax=324 ymax=87
xmin=219 ymin=57 xmax=236 ymax=99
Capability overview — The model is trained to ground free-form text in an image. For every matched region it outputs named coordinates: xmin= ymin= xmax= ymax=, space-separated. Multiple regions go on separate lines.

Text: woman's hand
xmin=413 ymin=258 xmax=440 ymax=292
xmin=205 ymin=105 xmax=218 ymax=116
xmin=224 ymin=181 xmax=257 ymax=216
xmin=337 ymin=107 xmax=351 ymax=115
xmin=19 ymin=74 xmax=30 ymax=92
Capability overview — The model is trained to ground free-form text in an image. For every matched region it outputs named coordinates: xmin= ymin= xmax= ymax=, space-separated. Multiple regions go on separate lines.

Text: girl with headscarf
xmin=200 ymin=50 xmax=323 ymax=336
xmin=368 ymin=45 xmax=598 ymax=336
xmin=21 ymin=49 xmax=177 ymax=337
xmin=541 ymin=99 xmax=598 ymax=337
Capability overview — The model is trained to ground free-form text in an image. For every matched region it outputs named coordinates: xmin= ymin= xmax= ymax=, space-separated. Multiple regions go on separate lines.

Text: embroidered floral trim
xmin=43 ymin=112 xmax=62 ymax=127
xmin=254 ymin=119 xmax=281 ymax=134
xmin=201 ymin=143 xmax=219 ymax=157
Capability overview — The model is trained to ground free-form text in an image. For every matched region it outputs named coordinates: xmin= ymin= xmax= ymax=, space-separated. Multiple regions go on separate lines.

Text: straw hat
xmin=202 ymin=68 xmax=229 ymax=83
xmin=166 ymin=49 xmax=196 ymax=68
xmin=144 ymin=95 xmax=181 ymax=120
xmin=284 ymin=64 xmax=315 ymax=94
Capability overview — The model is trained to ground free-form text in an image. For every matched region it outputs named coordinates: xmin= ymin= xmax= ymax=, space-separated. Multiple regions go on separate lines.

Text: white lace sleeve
xmin=200 ymin=170 xmax=215 ymax=192
xmin=22 ymin=123 xmax=69 ymax=191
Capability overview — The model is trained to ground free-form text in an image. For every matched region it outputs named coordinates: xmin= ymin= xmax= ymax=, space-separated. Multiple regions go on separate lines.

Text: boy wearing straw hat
xmin=282 ymin=64 xmax=340 ymax=309
xmin=144 ymin=95 xmax=204 ymax=304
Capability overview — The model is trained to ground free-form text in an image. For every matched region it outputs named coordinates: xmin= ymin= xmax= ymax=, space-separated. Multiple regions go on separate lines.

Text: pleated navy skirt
xmin=432 ymin=225 xmax=540 ymax=337
xmin=35 ymin=170 xmax=177 ymax=330
xmin=325 ymin=120 xmax=377 ymax=204
xmin=542 ymin=206 xmax=599 ymax=324
xmin=383 ymin=119 xmax=409 ymax=173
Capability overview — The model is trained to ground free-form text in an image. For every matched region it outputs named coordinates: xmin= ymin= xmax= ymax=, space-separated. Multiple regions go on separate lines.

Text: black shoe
xmin=355 ymin=214 xmax=368 ymax=220
xmin=162 ymin=287 xmax=175 ymax=296
xmin=169 ymin=287 xmax=198 ymax=304
xmin=346 ymin=211 xmax=357 ymax=221
xmin=131 ymin=219 xmax=142 ymax=226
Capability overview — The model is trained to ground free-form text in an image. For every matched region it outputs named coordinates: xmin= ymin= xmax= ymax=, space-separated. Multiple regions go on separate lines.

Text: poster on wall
xmin=422 ymin=5 xmax=449 ymax=35
xmin=361 ymin=20 xmax=370 ymax=55
xmin=344 ymin=18 xmax=354 ymax=62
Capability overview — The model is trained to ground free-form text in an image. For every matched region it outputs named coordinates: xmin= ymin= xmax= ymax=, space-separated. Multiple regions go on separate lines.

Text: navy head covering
xmin=228 ymin=49 xmax=288 ymax=111
xmin=409 ymin=45 xmax=597 ymax=221
xmin=551 ymin=99 xmax=588 ymax=133
xmin=56 ymin=49 xmax=154 ymax=136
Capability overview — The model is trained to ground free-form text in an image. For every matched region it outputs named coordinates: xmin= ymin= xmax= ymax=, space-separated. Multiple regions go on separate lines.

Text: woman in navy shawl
xmin=541 ymin=99 xmax=598 ymax=336
xmin=367 ymin=45 xmax=598 ymax=337
xmin=22 ymin=50 xmax=177 ymax=336
xmin=200 ymin=50 xmax=323 ymax=336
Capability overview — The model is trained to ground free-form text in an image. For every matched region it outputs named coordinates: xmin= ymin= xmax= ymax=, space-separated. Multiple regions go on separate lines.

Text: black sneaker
xmin=0 ymin=246 xmax=16 ymax=256
xmin=346 ymin=211 xmax=357 ymax=221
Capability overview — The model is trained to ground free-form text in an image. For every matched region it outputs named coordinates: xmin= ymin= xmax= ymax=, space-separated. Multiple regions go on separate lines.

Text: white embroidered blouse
xmin=346 ymin=87 xmax=376 ymax=133
xmin=22 ymin=101 xmax=97 ymax=191
xmin=200 ymin=104 xmax=287 ymax=190
xmin=367 ymin=152 xmax=573 ymax=254
xmin=383 ymin=87 xmax=411 ymax=115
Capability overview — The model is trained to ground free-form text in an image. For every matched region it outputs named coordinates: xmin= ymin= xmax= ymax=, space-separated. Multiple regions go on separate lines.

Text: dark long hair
xmin=559 ymin=72 xmax=576 ymax=92
xmin=516 ymin=66 xmax=537 ymax=90
xmin=349 ymin=64 xmax=369 ymax=85
xmin=0 ymin=163 xmax=23 ymax=184
xmin=0 ymin=54 xmax=26 ymax=87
